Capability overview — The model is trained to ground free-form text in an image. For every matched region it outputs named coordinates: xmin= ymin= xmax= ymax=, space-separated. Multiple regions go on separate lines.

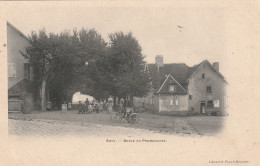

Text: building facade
xmin=142 ymin=55 xmax=228 ymax=116
xmin=187 ymin=60 xmax=228 ymax=115
xmin=7 ymin=22 xmax=33 ymax=112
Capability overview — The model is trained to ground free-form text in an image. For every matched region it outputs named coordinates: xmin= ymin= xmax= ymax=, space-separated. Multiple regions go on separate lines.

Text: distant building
xmin=141 ymin=55 xmax=228 ymax=115
xmin=7 ymin=22 xmax=33 ymax=112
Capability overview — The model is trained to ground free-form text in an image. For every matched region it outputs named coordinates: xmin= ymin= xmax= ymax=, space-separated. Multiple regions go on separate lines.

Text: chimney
xmin=155 ymin=55 xmax=164 ymax=67
xmin=213 ymin=62 xmax=219 ymax=72
xmin=155 ymin=55 xmax=163 ymax=90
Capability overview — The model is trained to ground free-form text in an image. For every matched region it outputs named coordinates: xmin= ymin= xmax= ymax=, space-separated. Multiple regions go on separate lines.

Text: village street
xmin=8 ymin=110 xmax=226 ymax=137
xmin=8 ymin=118 xmax=166 ymax=138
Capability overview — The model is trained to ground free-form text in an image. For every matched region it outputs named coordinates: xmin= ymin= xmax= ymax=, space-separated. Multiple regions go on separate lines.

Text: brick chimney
xmin=155 ymin=55 xmax=164 ymax=67
xmin=213 ymin=62 xmax=219 ymax=72
xmin=155 ymin=55 xmax=163 ymax=90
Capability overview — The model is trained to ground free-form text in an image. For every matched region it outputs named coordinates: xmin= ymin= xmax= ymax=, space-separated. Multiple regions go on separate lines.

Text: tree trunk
xmin=41 ymin=79 xmax=46 ymax=111
xmin=113 ymin=95 xmax=116 ymax=109
xmin=118 ymin=97 xmax=121 ymax=104
xmin=130 ymin=95 xmax=134 ymax=103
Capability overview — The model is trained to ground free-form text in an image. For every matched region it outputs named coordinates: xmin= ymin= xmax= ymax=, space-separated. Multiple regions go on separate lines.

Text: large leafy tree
xmin=73 ymin=28 xmax=109 ymax=101
xmin=22 ymin=28 xmax=150 ymax=110
xmin=21 ymin=29 xmax=61 ymax=111
xmin=23 ymin=28 xmax=109 ymax=110
xmin=107 ymin=32 xmax=151 ymax=102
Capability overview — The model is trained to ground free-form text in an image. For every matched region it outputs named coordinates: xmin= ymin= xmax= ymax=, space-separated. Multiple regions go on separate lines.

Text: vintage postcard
xmin=0 ymin=1 xmax=259 ymax=165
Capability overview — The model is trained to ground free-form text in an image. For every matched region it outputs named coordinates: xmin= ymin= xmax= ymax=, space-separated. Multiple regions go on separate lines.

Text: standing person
xmin=122 ymin=98 xmax=128 ymax=118
xmin=98 ymin=101 xmax=103 ymax=112
xmin=106 ymin=99 xmax=113 ymax=113
xmin=106 ymin=98 xmax=113 ymax=120
xmin=68 ymin=101 xmax=72 ymax=111
xmin=78 ymin=101 xmax=83 ymax=114
xmin=119 ymin=99 xmax=124 ymax=110
xmin=94 ymin=100 xmax=99 ymax=113
xmin=85 ymin=98 xmax=89 ymax=106
xmin=85 ymin=98 xmax=89 ymax=113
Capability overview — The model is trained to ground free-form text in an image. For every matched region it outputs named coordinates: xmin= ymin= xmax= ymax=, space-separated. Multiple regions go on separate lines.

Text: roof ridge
xmin=7 ymin=21 xmax=29 ymax=41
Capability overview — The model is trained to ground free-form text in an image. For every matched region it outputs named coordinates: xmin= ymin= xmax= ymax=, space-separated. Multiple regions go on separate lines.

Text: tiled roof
xmin=147 ymin=61 xmax=203 ymax=91
xmin=8 ymin=79 xmax=32 ymax=96
xmin=157 ymin=75 xmax=187 ymax=95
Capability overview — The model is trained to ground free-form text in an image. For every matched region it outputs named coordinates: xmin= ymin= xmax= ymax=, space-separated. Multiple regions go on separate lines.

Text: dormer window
xmin=169 ymin=84 xmax=175 ymax=92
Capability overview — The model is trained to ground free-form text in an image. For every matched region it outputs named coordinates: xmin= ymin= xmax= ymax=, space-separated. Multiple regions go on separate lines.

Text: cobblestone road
xmin=8 ymin=118 xmax=167 ymax=138
xmin=8 ymin=117 xmax=201 ymax=138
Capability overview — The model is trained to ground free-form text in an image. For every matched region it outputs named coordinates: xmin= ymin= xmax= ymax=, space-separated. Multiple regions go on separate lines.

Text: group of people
xmin=78 ymin=98 xmax=103 ymax=114
xmin=78 ymin=97 xmax=134 ymax=116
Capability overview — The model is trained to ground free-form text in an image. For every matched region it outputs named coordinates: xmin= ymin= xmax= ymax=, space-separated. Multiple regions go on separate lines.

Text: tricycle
xmin=112 ymin=107 xmax=140 ymax=124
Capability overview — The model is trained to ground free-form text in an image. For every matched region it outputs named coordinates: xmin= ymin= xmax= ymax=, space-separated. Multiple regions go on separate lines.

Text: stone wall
xmin=188 ymin=61 xmax=228 ymax=115
xmin=159 ymin=94 xmax=189 ymax=112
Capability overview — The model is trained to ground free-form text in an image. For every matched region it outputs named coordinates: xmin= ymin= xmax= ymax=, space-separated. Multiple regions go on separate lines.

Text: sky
xmin=4 ymin=4 xmax=227 ymax=72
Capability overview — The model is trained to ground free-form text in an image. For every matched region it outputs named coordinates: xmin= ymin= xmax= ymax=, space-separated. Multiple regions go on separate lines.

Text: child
xmin=88 ymin=103 xmax=93 ymax=114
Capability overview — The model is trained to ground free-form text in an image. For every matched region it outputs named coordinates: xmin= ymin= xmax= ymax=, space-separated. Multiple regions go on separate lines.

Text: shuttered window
xmin=8 ymin=63 xmax=16 ymax=77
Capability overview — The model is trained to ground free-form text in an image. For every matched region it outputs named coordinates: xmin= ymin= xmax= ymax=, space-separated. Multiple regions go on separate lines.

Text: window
xmin=169 ymin=84 xmax=175 ymax=92
xmin=175 ymin=96 xmax=178 ymax=106
xmin=24 ymin=63 xmax=30 ymax=79
xmin=189 ymin=95 xmax=192 ymax=100
xmin=202 ymin=74 xmax=205 ymax=78
xmin=8 ymin=63 xmax=16 ymax=78
xmin=207 ymin=86 xmax=212 ymax=93
xmin=207 ymin=100 xmax=214 ymax=108
xmin=170 ymin=96 xmax=174 ymax=105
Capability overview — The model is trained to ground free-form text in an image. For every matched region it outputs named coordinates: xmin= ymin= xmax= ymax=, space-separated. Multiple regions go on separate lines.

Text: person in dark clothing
xmin=84 ymin=98 xmax=89 ymax=113
xmin=127 ymin=99 xmax=133 ymax=108
xmin=85 ymin=98 xmax=89 ymax=106
xmin=78 ymin=101 xmax=83 ymax=114
xmin=122 ymin=98 xmax=133 ymax=117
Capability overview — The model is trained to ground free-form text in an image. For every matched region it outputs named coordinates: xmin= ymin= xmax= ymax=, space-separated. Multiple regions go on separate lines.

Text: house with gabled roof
xmin=144 ymin=55 xmax=228 ymax=115
xmin=7 ymin=22 xmax=34 ymax=112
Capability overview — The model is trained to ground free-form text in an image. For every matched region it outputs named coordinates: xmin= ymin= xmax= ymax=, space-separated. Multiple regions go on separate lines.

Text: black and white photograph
xmin=6 ymin=6 xmax=229 ymax=137
xmin=0 ymin=1 xmax=259 ymax=166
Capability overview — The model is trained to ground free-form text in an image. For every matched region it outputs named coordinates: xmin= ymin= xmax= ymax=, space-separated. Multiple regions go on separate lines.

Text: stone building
xmin=7 ymin=22 xmax=33 ymax=113
xmin=143 ymin=55 xmax=228 ymax=115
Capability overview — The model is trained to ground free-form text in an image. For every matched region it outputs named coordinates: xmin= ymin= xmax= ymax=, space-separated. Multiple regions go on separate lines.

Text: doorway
xmin=200 ymin=101 xmax=206 ymax=114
